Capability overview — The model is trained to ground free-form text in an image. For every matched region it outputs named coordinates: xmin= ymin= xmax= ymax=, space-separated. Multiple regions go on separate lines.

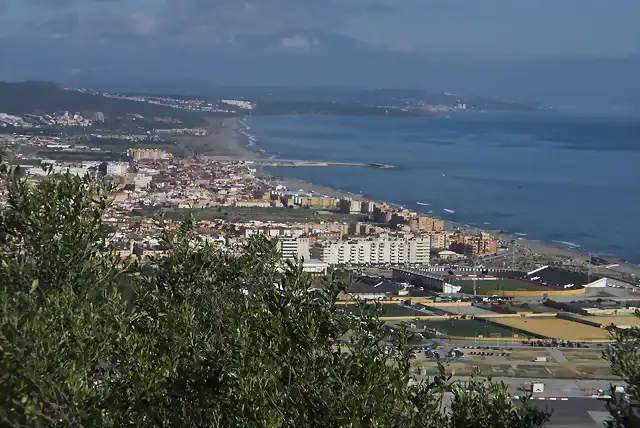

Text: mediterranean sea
xmin=245 ymin=113 xmax=640 ymax=263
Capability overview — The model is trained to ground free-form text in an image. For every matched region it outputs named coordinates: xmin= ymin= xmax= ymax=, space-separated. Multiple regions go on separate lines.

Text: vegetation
xmin=603 ymin=311 xmax=640 ymax=427
xmin=0 ymin=162 xmax=554 ymax=427
xmin=0 ymin=81 xmax=205 ymax=127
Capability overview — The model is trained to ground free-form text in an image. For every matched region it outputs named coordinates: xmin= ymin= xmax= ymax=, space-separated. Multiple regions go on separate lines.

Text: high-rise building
xmin=360 ymin=200 xmax=375 ymax=214
xmin=339 ymin=198 xmax=362 ymax=214
xmin=278 ymin=237 xmax=311 ymax=261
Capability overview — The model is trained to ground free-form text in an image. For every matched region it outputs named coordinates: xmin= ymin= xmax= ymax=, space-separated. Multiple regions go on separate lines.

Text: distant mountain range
xmin=0 ymin=81 xmax=546 ymax=121
xmin=1 ymin=31 xmax=638 ymax=110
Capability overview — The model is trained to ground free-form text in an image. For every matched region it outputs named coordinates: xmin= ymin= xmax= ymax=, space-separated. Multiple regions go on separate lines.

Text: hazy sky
xmin=1 ymin=0 xmax=638 ymax=56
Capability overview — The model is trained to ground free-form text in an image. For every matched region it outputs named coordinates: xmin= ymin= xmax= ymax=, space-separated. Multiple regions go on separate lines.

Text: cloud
xmin=163 ymin=0 xmax=351 ymax=36
xmin=29 ymin=10 xmax=158 ymax=40
xmin=19 ymin=0 xmax=389 ymax=41
xmin=30 ymin=0 xmax=74 ymax=6
xmin=279 ymin=35 xmax=315 ymax=51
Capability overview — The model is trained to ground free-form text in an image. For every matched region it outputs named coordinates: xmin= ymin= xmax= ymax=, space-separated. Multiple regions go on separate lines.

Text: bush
xmin=0 ymin=163 xmax=550 ymax=427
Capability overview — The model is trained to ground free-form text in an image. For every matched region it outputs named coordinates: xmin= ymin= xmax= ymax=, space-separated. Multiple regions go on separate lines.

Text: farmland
xmin=489 ymin=317 xmax=611 ymax=341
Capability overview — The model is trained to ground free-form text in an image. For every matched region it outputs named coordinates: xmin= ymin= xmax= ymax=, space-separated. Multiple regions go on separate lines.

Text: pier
xmin=233 ymin=159 xmax=397 ymax=170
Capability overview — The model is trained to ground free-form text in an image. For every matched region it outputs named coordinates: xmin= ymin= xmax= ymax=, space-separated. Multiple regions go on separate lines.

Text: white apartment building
xmin=278 ymin=237 xmax=311 ymax=261
xmin=311 ymin=236 xmax=430 ymax=266
xmin=107 ymin=162 xmax=129 ymax=176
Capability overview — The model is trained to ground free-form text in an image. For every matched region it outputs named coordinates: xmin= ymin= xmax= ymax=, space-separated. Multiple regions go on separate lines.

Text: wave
xmin=416 ymin=202 xmax=431 ymax=206
xmin=443 ymin=208 xmax=455 ymax=214
xmin=514 ymin=233 xmax=528 ymax=236
xmin=552 ymin=240 xmax=581 ymax=248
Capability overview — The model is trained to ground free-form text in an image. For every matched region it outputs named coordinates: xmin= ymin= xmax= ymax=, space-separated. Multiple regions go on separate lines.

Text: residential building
xmin=311 ymin=236 xmax=430 ymax=266
xmin=339 ymin=198 xmax=362 ymax=214
xmin=278 ymin=237 xmax=311 ymax=261
xmin=360 ymin=200 xmax=375 ymax=214
xmin=449 ymin=234 xmax=498 ymax=257
xmin=107 ymin=162 xmax=129 ymax=176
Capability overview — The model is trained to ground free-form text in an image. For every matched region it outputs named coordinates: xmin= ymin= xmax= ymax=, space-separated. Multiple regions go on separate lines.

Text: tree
xmin=603 ymin=312 xmax=640 ymax=427
xmin=0 ymin=163 xmax=551 ymax=427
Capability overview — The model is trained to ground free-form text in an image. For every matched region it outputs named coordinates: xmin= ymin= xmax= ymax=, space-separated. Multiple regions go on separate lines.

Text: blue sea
xmin=245 ymin=113 xmax=640 ymax=263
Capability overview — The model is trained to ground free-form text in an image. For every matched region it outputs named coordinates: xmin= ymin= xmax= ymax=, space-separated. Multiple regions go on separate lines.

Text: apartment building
xmin=449 ymin=234 xmax=498 ymax=257
xmin=311 ymin=236 xmax=430 ymax=266
xmin=339 ymin=198 xmax=362 ymax=214
xmin=278 ymin=237 xmax=311 ymax=261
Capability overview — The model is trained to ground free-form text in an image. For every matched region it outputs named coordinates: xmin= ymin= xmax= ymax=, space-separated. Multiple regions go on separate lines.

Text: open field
xmin=403 ymin=318 xmax=519 ymax=337
xmin=577 ymin=315 xmax=640 ymax=328
xmin=147 ymin=206 xmax=359 ymax=223
xmin=561 ymin=349 xmax=608 ymax=364
xmin=451 ymin=278 xmax=555 ymax=294
xmin=490 ymin=317 xmax=611 ymax=341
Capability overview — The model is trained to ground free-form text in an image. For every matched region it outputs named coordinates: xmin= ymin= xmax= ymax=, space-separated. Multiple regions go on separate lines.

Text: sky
xmin=1 ymin=0 xmax=638 ymax=56
xmin=0 ymin=0 xmax=638 ymax=107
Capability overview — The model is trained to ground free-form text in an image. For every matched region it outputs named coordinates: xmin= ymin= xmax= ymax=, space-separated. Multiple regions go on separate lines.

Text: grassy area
xmin=341 ymin=304 xmax=424 ymax=317
xmin=408 ymin=318 xmax=517 ymax=338
xmin=452 ymin=278 xmax=553 ymax=294
xmin=562 ymin=350 xmax=608 ymax=363
xmin=147 ymin=206 xmax=360 ymax=223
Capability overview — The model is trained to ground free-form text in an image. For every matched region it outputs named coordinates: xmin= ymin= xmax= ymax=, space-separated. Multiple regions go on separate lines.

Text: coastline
xmin=201 ymin=115 xmax=640 ymax=278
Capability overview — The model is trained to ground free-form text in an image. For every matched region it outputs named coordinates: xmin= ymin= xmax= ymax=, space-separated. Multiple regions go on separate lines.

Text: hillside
xmin=0 ymin=81 xmax=206 ymax=126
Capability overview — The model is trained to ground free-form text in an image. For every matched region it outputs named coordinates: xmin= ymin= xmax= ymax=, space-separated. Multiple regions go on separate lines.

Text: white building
xmin=312 ymin=236 xmax=430 ymax=266
xmin=278 ymin=237 xmax=311 ymax=261
xmin=107 ymin=162 xmax=129 ymax=176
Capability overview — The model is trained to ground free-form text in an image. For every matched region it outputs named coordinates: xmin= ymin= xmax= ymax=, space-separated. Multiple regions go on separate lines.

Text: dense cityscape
xmin=0 ymin=81 xmax=638 ymax=427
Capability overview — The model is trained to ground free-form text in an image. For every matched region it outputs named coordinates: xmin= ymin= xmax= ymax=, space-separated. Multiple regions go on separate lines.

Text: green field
xmin=142 ymin=206 xmax=359 ymax=224
xmin=340 ymin=304 xmax=424 ymax=317
xmin=407 ymin=319 xmax=520 ymax=338
xmin=452 ymin=278 xmax=550 ymax=294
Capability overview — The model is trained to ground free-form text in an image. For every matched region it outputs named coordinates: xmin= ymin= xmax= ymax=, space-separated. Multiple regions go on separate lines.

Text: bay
xmin=245 ymin=113 xmax=640 ymax=263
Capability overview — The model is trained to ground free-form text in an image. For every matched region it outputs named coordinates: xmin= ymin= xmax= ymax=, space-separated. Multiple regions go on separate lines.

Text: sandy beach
xmin=176 ymin=117 xmax=262 ymax=160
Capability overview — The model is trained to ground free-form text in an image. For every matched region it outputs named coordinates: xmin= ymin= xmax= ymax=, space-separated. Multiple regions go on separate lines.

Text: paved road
xmin=528 ymin=398 xmax=612 ymax=427
xmin=550 ymin=348 xmax=569 ymax=363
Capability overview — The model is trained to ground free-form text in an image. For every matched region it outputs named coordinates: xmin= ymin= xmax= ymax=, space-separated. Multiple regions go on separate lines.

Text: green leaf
xmin=30 ymin=279 xmax=39 ymax=293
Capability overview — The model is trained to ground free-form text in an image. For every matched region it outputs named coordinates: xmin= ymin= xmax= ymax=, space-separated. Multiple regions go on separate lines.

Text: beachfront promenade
xmin=221 ymin=158 xmax=397 ymax=169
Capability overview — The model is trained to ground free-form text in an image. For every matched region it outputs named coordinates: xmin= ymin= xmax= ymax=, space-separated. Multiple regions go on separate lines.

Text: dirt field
xmin=578 ymin=316 xmax=640 ymax=328
xmin=489 ymin=317 xmax=611 ymax=340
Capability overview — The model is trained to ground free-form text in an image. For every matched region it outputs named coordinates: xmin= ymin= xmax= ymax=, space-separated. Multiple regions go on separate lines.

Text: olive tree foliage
xmin=603 ymin=311 xmax=640 ymax=428
xmin=0 ymin=164 xmax=551 ymax=427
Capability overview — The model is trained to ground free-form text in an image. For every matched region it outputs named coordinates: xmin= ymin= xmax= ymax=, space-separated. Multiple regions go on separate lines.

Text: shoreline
xmin=201 ymin=115 xmax=640 ymax=277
